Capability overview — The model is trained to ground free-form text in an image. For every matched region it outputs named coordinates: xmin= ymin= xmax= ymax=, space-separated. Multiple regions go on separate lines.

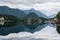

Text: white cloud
xmin=33 ymin=2 xmax=60 ymax=16
xmin=0 ymin=0 xmax=60 ymax=5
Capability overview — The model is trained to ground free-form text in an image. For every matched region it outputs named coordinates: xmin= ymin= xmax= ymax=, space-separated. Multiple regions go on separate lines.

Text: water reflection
xmin=48 ymin=23 xmax=56 ymax=28
xmin=0 ymin=19 xmax=58 ymax=35
xmin=0 ymin=24 xmax=26 ymax=35
xmin=0 ymin=14 xmax=46 ymax=35
xmin=0 ymin=20 xmax=59 ymax=35
xmin=23 ymin=23 xmax=48 ymax=33
xmin=48 ymin=23 xmax=60 ymax=34
xmin=0 ymin=23 xmax=48 ymax=35
xmin=0 ymin=14 xmax=59 ymax=35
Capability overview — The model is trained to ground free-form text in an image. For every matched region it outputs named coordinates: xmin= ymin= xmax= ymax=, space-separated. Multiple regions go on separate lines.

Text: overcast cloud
xmin=0 ymin=0 xmax=60 ymax=5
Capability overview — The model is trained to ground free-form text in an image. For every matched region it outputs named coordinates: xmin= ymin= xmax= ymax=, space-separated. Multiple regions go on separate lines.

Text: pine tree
xmin=56 ymin=12 xmax=60 ymax=19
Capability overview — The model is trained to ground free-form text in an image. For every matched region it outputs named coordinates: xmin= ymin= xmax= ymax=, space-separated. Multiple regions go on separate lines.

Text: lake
xmin=0 ymin=23 xmax=56 ymax=35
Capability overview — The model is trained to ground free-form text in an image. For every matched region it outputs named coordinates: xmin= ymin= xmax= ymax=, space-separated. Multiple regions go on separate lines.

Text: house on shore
xmin=0 ymin=17 xmax=5 ymax=25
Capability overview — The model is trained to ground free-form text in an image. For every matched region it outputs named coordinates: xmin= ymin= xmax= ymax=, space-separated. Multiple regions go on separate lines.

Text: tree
xmin=56 ymin=12 xmax=60 ymax=19
xmin=56 ymin=12 xmax=60 ymax=34
xmin=56 ymin=26 xmax=60 ymax=34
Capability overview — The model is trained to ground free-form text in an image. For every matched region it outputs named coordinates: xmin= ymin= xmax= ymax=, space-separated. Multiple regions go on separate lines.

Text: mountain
xmin=0 ymin=6 xmax=48 ymax=19
xmin=0 ymin=6 xmax=26 ymax=18
xmin=25 ymin=12 xmax=40 ymax=19
xmin=23 ymin=8 xmax=48 ymax=18
xmin=24 ymin=12 xmax=44 ymax=29
xmin=49 ymin=14 xmax=57 ymax=18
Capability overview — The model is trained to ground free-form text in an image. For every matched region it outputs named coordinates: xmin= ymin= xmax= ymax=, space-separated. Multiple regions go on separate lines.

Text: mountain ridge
xmin=23 ymin=8 xmax=48 ymax=18
xmin=0 ymin=6 xmax=26 ymax=18
xmin=0 ymin=6 xmax=48 ymax=19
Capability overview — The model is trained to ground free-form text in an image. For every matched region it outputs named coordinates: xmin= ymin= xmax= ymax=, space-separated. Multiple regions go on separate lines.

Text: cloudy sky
xmin=0 ymin=0 xmax=60 ymax=16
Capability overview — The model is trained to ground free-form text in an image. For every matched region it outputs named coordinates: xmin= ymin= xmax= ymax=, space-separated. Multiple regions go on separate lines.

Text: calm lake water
xmin=0 ymin=23 xmax=56 ymax=35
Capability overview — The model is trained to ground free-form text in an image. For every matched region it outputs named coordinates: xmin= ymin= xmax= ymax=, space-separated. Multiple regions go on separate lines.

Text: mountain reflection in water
xmin=0 ymin=23 xmax=49 ymax=35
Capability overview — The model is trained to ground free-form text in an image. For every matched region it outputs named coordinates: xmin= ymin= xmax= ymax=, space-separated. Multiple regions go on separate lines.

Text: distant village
xmin=0 ymin=13 xmax=57 ymax=26
xmin=0 ymin=17 xmax=4 ymax=25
